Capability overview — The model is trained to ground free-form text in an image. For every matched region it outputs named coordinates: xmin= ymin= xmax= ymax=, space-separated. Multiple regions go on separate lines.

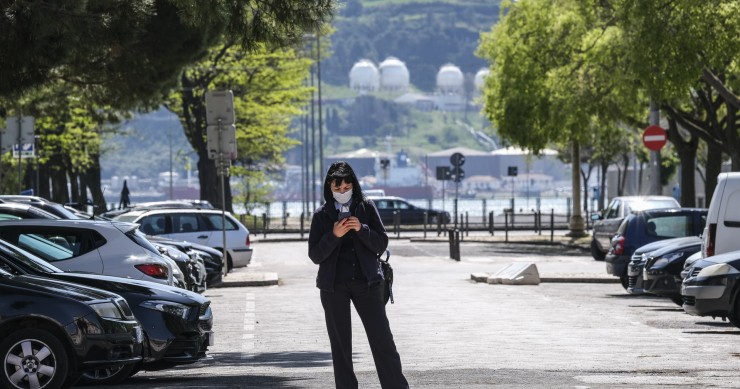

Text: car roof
xmin=628 ymin=207 xmax=707 ymax=216
xmin=366 ymin=196 xmax=406 ymax=201
xmin=115 ymin=208 xmax=229 ymax=218
xmin=0 ymin=218 xmax=137 ymax=231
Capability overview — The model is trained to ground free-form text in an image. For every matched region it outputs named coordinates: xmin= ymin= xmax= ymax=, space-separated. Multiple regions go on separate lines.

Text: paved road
xmin=108 ymin=240 xmax=740 ymax=388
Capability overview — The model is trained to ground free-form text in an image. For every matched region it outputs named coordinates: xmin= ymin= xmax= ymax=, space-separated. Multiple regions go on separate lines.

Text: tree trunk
xmin=567 ymin=141 xmax=585 ymax=237
xmin=704 ymin=142 xmax=723 ymax=207
xmin=48 ymin=153 xmax=69 ymax=204
xmin=599 ymin=162 xmax=608 ymax=210
xmin=38 ymin=162 xmax=50 ymax=199
xmin=82 ymin=154 xmax=108 ymax=213
xmin=666 ymin=117 xmax=698 ymax=207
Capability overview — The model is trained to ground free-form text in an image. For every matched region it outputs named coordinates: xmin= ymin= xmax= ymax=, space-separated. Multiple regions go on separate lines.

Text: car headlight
xmin=651 ymin=258 xmax=670 ymax=269
xmin=697 ymin=263 xmax=740 ymax=278
xmin=89 ymin=301 xmax=124 ymax=319
xmin=140 ymin=300 xmax=191 ymax=319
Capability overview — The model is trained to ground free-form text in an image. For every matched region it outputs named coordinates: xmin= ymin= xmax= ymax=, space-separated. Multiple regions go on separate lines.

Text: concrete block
xmin=488 ymin=263 xmax=540 ymax=285
xmin=471 ymin=273 xmax=490 ymax=283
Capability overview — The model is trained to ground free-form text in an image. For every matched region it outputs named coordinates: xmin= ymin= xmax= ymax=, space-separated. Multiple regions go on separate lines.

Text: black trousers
xmin=320 ymin=280 xmax=409 ymax=389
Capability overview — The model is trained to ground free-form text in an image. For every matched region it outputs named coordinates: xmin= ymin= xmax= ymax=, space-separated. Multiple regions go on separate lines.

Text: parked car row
xmin=596 ymin=173 xmax=740 ymax=330
xmin=0 ymin=196 xmax=252 ymax=386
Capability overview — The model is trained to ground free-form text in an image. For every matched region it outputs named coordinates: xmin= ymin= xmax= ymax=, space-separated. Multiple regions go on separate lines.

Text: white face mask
xmin=332 ymin=189 xmax=353 ymax=205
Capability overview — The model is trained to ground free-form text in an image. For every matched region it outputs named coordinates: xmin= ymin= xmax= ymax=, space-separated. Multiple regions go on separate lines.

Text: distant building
xmin=379 ymin=57 xmax=410 ymax=91
xmin=474 ymin=68 xmax=489 ymax=95
xmin=349 ymin=59 xmax=380 ymax=93
xmin=436 ymin=63 xmax=464 ymax=94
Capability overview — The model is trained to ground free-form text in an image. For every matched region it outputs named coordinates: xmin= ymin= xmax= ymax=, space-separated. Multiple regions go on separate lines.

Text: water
xmin=236 ymin=196 xmax=583 ymax=218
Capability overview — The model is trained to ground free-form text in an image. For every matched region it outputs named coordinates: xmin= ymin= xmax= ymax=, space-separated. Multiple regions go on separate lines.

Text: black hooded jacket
xmin=308 ymin=199 xmax=388 ymax=291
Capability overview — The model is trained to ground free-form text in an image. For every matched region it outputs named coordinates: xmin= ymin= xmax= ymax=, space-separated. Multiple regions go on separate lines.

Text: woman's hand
xmin=333 ymin=219 xmax=353 ymax=237
xmin=345 ymin=216 xmax=362 ymax=232
xmin=333 ymin=217 xmax=361 ymax=237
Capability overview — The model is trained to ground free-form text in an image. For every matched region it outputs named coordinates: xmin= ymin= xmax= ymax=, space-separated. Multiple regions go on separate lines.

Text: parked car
xmin=0 ymin=195 xmax=82 ymax=219
xmin=149 ymin=240 xmax=207 ymax=293
xmin=113 ymin=208 xmax=252 ymax=270
xmin=0 ymin=239 xmax=213 ymax=385
xmin=147 ymin=235 xmax=225 ymax=286
xmin=368 ymin=196 xmax=451 ymax=225
xmin=590 ymin=196 xmax=680 ymax=260
xmin=101 ymin=200 xmax=215 ymax=219
xmin=642 ymin=237 xmax=702 ymax=305
xmin=626 ymin=237 xmax=700 ymax=295
xmin=0 ymin=202 xmax=60 ymax=220
xmin=0 ymin=219 xmax=176 ymax=286
xmin=701 ymin=172 xmax=740 ymax=258
xmin=0 ymin=267 xmax=143 ymax=389
xmin=681 ymin=249 xmax=740 ymax=328
xmin=605 ymin=208 xmax=707 ymax=288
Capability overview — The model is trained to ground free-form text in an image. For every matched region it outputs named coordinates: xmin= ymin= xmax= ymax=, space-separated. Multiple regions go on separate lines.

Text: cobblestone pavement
xmin=108 ymin=240 xmax=740 ymax=389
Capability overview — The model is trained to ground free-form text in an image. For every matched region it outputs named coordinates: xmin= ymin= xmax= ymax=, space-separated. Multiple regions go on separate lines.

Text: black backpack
xmin=380 ymin=250 xmax=394 ymax=304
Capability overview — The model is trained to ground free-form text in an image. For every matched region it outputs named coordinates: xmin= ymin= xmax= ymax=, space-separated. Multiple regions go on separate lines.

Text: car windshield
xmin=0 ymin=240 xmax=63 ymax=274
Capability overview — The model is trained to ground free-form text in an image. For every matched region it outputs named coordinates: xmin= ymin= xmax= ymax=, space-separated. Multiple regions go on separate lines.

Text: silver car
xmin=114 ymin=208 xmax=252 ymax=270
xmin=0 ymin=219 xmax=175 ymax=285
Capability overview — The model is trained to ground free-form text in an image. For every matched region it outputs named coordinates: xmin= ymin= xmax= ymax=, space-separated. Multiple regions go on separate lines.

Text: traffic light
xmin=452 ymin=166 xmax=465 ymax=182
xmin=380 ymin=158 xmax=390 ymax=169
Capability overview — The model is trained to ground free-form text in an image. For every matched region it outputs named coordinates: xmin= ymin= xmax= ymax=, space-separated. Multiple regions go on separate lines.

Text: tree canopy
xmin=0 ymin=0 xmax=333 ymax=107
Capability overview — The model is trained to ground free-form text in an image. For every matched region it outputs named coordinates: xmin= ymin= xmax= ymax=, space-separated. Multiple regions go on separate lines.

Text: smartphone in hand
xmin=338 ymin=211 xmax=351 ymax=222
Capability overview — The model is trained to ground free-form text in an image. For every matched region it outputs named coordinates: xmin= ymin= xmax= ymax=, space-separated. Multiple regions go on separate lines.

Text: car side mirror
xmin=590 ymin=213 xmax=602 ymax=221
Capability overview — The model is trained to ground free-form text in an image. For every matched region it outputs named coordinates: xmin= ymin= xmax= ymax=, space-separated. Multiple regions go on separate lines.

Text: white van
xmin=701 ymin=172 xmax=740 ymax=257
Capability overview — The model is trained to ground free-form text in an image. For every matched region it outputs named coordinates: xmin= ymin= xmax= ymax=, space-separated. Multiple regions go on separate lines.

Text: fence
xmin=238 ymin=199 xmax=594 ymax=238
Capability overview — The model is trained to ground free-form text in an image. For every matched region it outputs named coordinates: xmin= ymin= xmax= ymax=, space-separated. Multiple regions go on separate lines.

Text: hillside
xmin=324 ymin=0 xmax=500 ymax=91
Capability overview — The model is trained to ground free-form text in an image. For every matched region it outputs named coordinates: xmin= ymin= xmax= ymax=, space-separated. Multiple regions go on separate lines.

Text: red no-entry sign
xmin=643 ymin=125 xmax=667 ymax=151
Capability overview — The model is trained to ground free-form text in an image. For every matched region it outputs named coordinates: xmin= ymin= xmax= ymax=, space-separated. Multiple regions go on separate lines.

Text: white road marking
xmin=241 ymin=293 xmax=256 ymax=360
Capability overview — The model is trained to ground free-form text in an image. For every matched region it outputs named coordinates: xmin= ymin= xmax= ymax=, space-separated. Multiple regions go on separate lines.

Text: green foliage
xmin=0 ymin=0 xmax=334 ymax=107
xmin=167 ymin=42 xmax=314 ymax=207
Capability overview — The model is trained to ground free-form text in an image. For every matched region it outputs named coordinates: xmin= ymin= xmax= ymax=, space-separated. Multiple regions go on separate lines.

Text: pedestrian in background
xmin=308 ymin=161 xmax=409 ymax=389
xmin=119 ymin=179 xmax=131 ymax=209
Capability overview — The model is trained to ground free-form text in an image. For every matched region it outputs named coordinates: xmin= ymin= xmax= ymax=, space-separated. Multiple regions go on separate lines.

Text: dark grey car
xmin=590 ymin=196 xmax=679 ymax=260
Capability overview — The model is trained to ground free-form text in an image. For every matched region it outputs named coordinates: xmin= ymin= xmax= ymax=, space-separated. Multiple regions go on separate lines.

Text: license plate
xmin=207 ymin=332 xmax=215 ymax=346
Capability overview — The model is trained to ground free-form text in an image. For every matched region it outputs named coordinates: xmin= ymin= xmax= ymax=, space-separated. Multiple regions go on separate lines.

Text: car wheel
xmin=1 ymin=328 xmax=71 ymax=389
xmin=669 ymin=296 xmax=684 ymax=306
xmin=80 ymin=363 xmax=135 ymax=385
xmin=730 ymin=291 xmax=740 ymax=329
xmin=590 ymin=239 xmax=605 ymax=261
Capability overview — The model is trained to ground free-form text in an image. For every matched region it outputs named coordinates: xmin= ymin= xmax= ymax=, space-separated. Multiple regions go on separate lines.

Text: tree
xmin=612 ymin=0 xmax=740 ymax=201
xmin=1 ymin=82 xmax=127 ymax=210
xmin=478 ymin=0 xmax=644 ymax=236
xmin=167 ymin=43 xmax=313 ymax=211
xmin=0 ymin=0 xmax=333 ymax=106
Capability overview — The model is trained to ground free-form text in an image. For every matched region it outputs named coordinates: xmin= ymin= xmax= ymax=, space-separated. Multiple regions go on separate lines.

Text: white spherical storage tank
xmin=436 ymin=63 xmax=464 ymax=94
xmin=474 ymin=68 xmax=490 ymax=91
xmin=378 ymin=56 xmax=410 ymax=91
xmin=349 ymin=59 xmax=380 ymax=92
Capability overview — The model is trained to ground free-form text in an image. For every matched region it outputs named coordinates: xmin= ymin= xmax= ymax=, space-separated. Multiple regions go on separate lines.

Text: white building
xmin=379 ymin=56 xmax=410 ymax=91
xmin=436 ymin=63 xmax=464 ymax=94
xmin=349 ymin=59 xmax=380 ymax=93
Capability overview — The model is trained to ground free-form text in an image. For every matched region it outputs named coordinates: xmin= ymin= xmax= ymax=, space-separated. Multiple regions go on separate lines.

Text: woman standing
xmin=308 ymin=161 xmax=409 ymax=389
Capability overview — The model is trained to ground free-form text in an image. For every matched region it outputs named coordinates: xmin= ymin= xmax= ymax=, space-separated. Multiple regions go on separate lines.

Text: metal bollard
xmin=423 ymin=211 xmax=428 ymax=239
xmin=550 ymin=209 xmax=555 ymax=242
xmin=300 ymin=212 xmax=305 ymax=239
xmin=488 ymin=211 xmax=494 ymax=236
xmin=505 ymin=211 xmax=509 ymax=243
xmin=262 ymin=213 xmax=267 ymax=238
xmin=393 ymin=211 xmax=400 ymax=238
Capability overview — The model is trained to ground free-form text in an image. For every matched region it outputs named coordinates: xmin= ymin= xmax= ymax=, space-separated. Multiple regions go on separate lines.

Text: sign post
xmin=205 ymin=91 xmax=236 ymax=276
xmin=450 ymin=152 xmax=465 ymax=228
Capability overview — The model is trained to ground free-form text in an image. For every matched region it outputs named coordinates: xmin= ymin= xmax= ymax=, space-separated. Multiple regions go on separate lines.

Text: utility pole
xmin=649 ymin=99 xmax=662 ymax=195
